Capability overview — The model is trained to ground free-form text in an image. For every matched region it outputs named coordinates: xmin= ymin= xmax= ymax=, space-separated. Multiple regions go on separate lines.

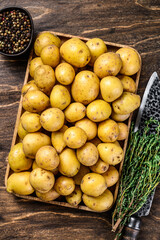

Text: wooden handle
xmin=121 ymin=216 xmax=141 ymax=240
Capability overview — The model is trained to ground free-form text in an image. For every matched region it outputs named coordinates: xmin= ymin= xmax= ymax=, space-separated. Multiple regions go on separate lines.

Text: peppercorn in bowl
xmin=0 ymin=6 xmax=34 ymax=57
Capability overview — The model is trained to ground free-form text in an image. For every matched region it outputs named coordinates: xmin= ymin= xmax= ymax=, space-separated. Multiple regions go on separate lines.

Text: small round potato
xmin=98 ymin=119 xmax=119 ymax=143
xmin=102 ymin=166 xmax=119 ymax=187
xmin=111 ymin=111 xmax=130 ymax=122
xmin=77 ymin=142 xmax=99 ymax=166
xmin=21 ymin=80 xmax=39 ymax=95
xmin=29 ymin=57 xmax=43 ymax=78
xmin=86 ymin=99 xmax=112 ymax=122
xmin=50 ymin=85 xmax=71 ymax=110
xmin=54 ymin=176 xmax=75 ymax=196
xmin=66 ymin=186 xmax=82 ymax=206
xmin=40 ymin=108 xmax=64 ymax=132
xmin=17 ymin=121 xmax=28 ymax=139
xmin=40 ymin=45 xmax=60 ymax=67
xmin=81 ymin=173 xmax=107 ymax=197
xmin=97 ymin=143 xmax=124 ymax=165
xmin=94 ymin=52 xmax=122 ymax=79
xmin=90 ymin=159 xmax=109 ymax=174
xmin=21 ymin=112 xmax=41 ymax=132
xmin=36 ymin=188 xmax=60 ymax=201
xmin=118 ymin=75 xmax=136 ymax=93
xmin=64 ymin=102 xmax=86 ymax=122
xmin=73 ymin=165 xmax=90 ymax=185
xmin=32 ymin=160 xmax=39 ymax=170
xmin=117 ymin=122 xmax=128 ymax=140
xmin=63 ymin=126 xmax=87 ymax=149
xmin=36 ymin=146 xmax=59 ymax=171
xmin=51 ymin=125 xmax=68 ymax=153
xmin=75 ymin=118 xmax=97 ymax=141
xmin=29 ymin=168 xmax=55 ymax=193
xmin=59 ymin=148 xmax=80 ymax=177
xmin=82 ymin=189 xmax=113 ymax=212
xmin=55 ymin=63 xmax=75 ymax=85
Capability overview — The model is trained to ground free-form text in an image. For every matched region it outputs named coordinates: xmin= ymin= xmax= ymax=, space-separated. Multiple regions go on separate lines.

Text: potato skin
xmin=77 ymin=142 xmax=99 ymax=166
xmin=75 ymin=118 xmax=97 ymax=141
xmin=118 ymin=75 xmax=136 ymax=93
xmin=66 ymin=186 xmax=82 ymax=206
xmin=18 ymin=121 xmax=28 ymax=139
xmin=98 ymin=119 xmax=119 ymax=143
xmin=50 ymin=85 xmax=71 ymax=110
xmin=36 ymin=188 xmax=60 ymax=201
xmin=117 ymin=122 xmax=128 ymax=140
xmin=111 ymin=111 xmax=130 ymax=122
xmin=102 ymin=166 xmax=119 ymax=187
xmin=55 ymin=63 xmax=75 ymax=85
xmin=90 ymin=159 xmax=109 ymax=174
xmin=51 ymin=125 xmax=68 ymax=153
xmin=40 ymin=45 xmax=60 ymax=67
xmin=29 ymin=57 xmax=43 ymax=78
xmin=21 ymin=112 xmax=41 ymax=132
xmin=54 ymin=176 xmax=75 ymax=196
xmin=22 ymin=80 xmax=39 ymax=95
xmin=64 ymin=102 xmax=86 ymax=122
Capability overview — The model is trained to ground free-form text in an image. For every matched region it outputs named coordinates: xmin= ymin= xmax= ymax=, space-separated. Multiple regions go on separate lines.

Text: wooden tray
xmin=5 ymin=31 xmax=141 ymax=212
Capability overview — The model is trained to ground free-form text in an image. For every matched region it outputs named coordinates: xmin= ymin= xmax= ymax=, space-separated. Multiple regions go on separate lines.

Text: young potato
xmin=77 ymin=142 xmax=99 ymax=166
xmin=100 ymin=76 xmax=123 ymax=102
xmin=55 ymin=63 xmax=75 ymax=85
xmin=60 ymin=38 xmax=91 ymax=68
xmin=90 ymin=159 xmax=109 ymax=174
xmin=66 ymin=186 xmax=82 ymax=206
xmin=117 ymin=122 xmax=128 ymax=140
xmin=116 ymin=47 xmax=140 ymax=76
xmin=111 ymin=111 xmax=130 ymax=122
xmin=8 ymin=143 xmax=32 ymax=172
xmin=51 ymin=125 xmax=68 ymax=153
xmin=97 ymin=143 xmax=124 ymax=165
xmin=40 ymin=108 xmax=64 ymax=132
xmin=17 ymin=121 xmax=28 ymax=139
xmin=64 ymin=102 xmax=86 ymax=122
xmin=102 ymin=166 xmax=119 ymax=187
xmin=36 ymin=146 xmax=59 ymax=171
xmin=86 ymin=38 xmax=107 ymax=66
xmin=21 ymin=112 xmax=41 ymax=132
xmin=112 ymin=92 xmax=141 ymax=115
xmin=90 ymin=137 xmax=101 ymax=146
xmin=40 ymin=45 xmax=60 ymax=67
xmin=29 ymin=57 xmax=43 ymax=78
xmin=34 ymin=65 xmax=56 ymax=95
xmin=86 ymin=99 xmax=112 ymax=122
xmin=32 ymin=160 xmax=39 ymax=170
xmin=29 ymin=168 xmax=55 ymax=193
xmin=63 ymin=126 xmax=87 ymax=149
xmin=7 ymin=172 xmax=34 ymax=195
xmin=73 ymin=165 xmax=90 ymax=185
xmin=118 ymin=75 xmax=136 ymax=93
xmin=82 ymin=189 xmax=113 ymax=212
xmin=23 ymin=132 xmax=51 ymax=159
xmin=50 ymin=85 xmax=71 ymax=110
xmin=59 ymin=148 xmax=80 ymax=177
xmin=98 ymin=119 xmax=119 ymax=143
xmin=94 ymin=52 xmax=122 ymax=79
xmin=34 ymin=32 xmax=61 ymax=56
xmin=22 ymin=90 xmax=50 ymax=113
xmin=75 ymin=118 xmax=97 ymax=140
xmin=21 ymin=80 xmax=39 ymax=95
xmin=54 ymin=176 xmax=75 ymax=196
xmin=80 ymin=173 xmax=107 ymax=197
xmin=71 ymin=70 xmax=100 ymax=105
xmin=36 ymin=188 xmax=60 ymax=201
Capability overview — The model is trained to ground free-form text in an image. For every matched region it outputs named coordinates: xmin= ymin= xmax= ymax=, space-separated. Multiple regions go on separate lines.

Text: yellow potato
xmin=117 ymin=122 xmax=128 ymax=140
xmin=81 ymin=173 xmax=107 ymax=197
xmin=75 ymin=118 xmax=97 ymax=141
xmin=100 ymin=76 xmax=123 ymax=102
xmin=73 ymin=165 xmax=90 ymax=185
xmin=77 ymin=142 xmax=99 ymax=166
xmin=118 ymin=75 xmax=136 ymax=93
xmin=54 ymin=176 xmax=75 ymax=196
xmin=17 ymin=121 xmax=28 ymax=139
xmin=7 ymin=172 xmax=34 ymax=195
xmin=102 ymin=166 xmax=119 ymax=187
xmin=94 ymin=52 xmax=122 ymax=78
xmin=66 ymin=186 xmax=82 ymax=206
xmin=90 ymin=159 xmax=109 ymax=174
xmin=64 ymin=102 xmax=86 ymax=122
xmin=21 ymin=112 xmax=41 ymax=132
xmin=63 ymin=126 xmax=87 ymax=149
xmin=71 ymin=70 xmax=100 ymax=105
xmin=51 ymin=125 xmax=68 ymax=153
xmin=32 ymin=160 xmax=39 ymax=170
xmin=36 ymin=188 xmax=60 ymax=201
xmin=59 ymin=148 xmax=80 ymax=177
xmin=98 ymin=119 xmax=119 ymax=143
xmin=86 ymin=99 xmax=112 ymax=122
xmin=29 ymin=57 xmax=43 ymax=78
xmin=40 ymin=45 xmax=60 ymax=67
xmin=111 ymin=111 xmax=130 ymax=122
xmin=60 ymin=38 xmax=91 ymax=67
xmin=40 ymin=108 xmax=64 ymax=132
xmin=50 ymin=85 xmax=71 ymax=110
xmin=112 ymin=92 xmax=141 ymax=115
xmin=90 ymin=137 xmax=101 ymax=147
xmin=21 ymin=80 xmax=39 ymax=95
xmin=55 ymin=63 xmax=75 ymax=85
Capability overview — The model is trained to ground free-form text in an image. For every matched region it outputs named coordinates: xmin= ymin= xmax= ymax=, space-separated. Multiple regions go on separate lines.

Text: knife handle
xmin=121 ymin=216 xmax=141 ymax=240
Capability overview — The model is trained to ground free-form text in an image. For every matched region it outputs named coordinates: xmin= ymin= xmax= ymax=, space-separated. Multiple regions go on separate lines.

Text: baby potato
xmin=97 ymin=143 xmax=124 ymax=165
xmin=29 ymin=57 xmax=43 ymax=78
xmin=118 ymin=75 xmax=136 ymax=93
xmin=77 ymin=142 xmax=99 ymax=166
xmin=116 ymin=47 xmax=140 ymax=75
xmin=21 ymin=80 xmax=39 ymax=95
xmin=66 ymin=186 xmax=82 ymax=206
xmin=73 ymin=165 xmax=90 ymax=185
xmin=55 ymin=63 xmax=75 ymax=85
xmin=22 ymin=90 xmax=50 ymax=113
xmin=86 ymin=99 xmax=112 ymax=122
xmin=90 ymin=137 xmax=101 ymax=147
xmin=51 ymin=125 xmax=68 ymax=153
xmin=50 ymin=85 xmax=71 ymax=110
xmin=60 ymin=38 xmax=91 ymax=68
xmin=36 ymin=146 xmax=59 ymax=171
xmin=117 ymin=122 xmax=128 ymax=140
xmin=111 ymin=111 xmax=130 ymax=122
xmin=40 ymin=45 xmax=60 ymax=67
xmin=23 ymin=132 xmax=51 ymax=159
xmin=112 ymin=92 xmax=141 ymax=115
xmin=94 ymin=52 xmax=122 ymax=79
xmin=102 ymin=166 xmax=119 ymax=187
xmin=34 ymin=32 xmax=61 ymax=56
xmin=36 ymin=188 xmax=60 ymax=201
xmin=17 ymin=121 xmax=28 ymax=139
xmin=64 ymin=102 xmax=86 ymax=122
xmin=54 ymin=176 xmax=75 ymax=196
xmin=75 ymin=118 xmax=97 ymax=140
xmin=34 ymin=65 xmax=56 ymax=95
xmin=71 ymin=70 xmax=100 ymax=105
xmin=98 ymin=119 xmax=119 ymax=143
xmin=32 ymin=160 xmax=39 ymax=170
xmin=63 ymin=126 xmax=87 ymax=149
xmin=86 ymin=38 xmax=107 ymax=66
xmin=82 ymin=189 xmax=113 ymax=212
xmin=21 ymin=112 xmax=41 ymax=132
xmin=7 ymin=172 xmax=34 ymax=195
xmin=8 ymin=143 xmax=32 ymax=172
xmin=81 ymin=173 xmax=107 ymax=197
xmin=90 ymin=159 xmax=109 ymax=174
xmin=100 ymin=76 xmax=123 ymax=102
xmin=40 ymin=108 xmax=64 ymax=132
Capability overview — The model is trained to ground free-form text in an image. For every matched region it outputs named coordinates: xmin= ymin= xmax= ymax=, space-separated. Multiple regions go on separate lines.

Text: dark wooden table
xmin=0 ymin=1 xmax=160 ymax=239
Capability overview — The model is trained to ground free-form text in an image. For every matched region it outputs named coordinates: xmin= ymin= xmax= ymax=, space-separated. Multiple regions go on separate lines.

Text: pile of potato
xmin=7 ymin=32 xmax=141 ymax=212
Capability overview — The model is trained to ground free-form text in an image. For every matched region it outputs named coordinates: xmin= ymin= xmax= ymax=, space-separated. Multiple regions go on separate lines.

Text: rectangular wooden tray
xmin=5 ymin=31 xmax=141 ymax=212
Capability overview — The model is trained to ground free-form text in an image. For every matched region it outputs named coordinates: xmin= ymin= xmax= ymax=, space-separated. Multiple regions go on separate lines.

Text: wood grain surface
xmin=0 ymin=1 xmax=160 ymax=240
